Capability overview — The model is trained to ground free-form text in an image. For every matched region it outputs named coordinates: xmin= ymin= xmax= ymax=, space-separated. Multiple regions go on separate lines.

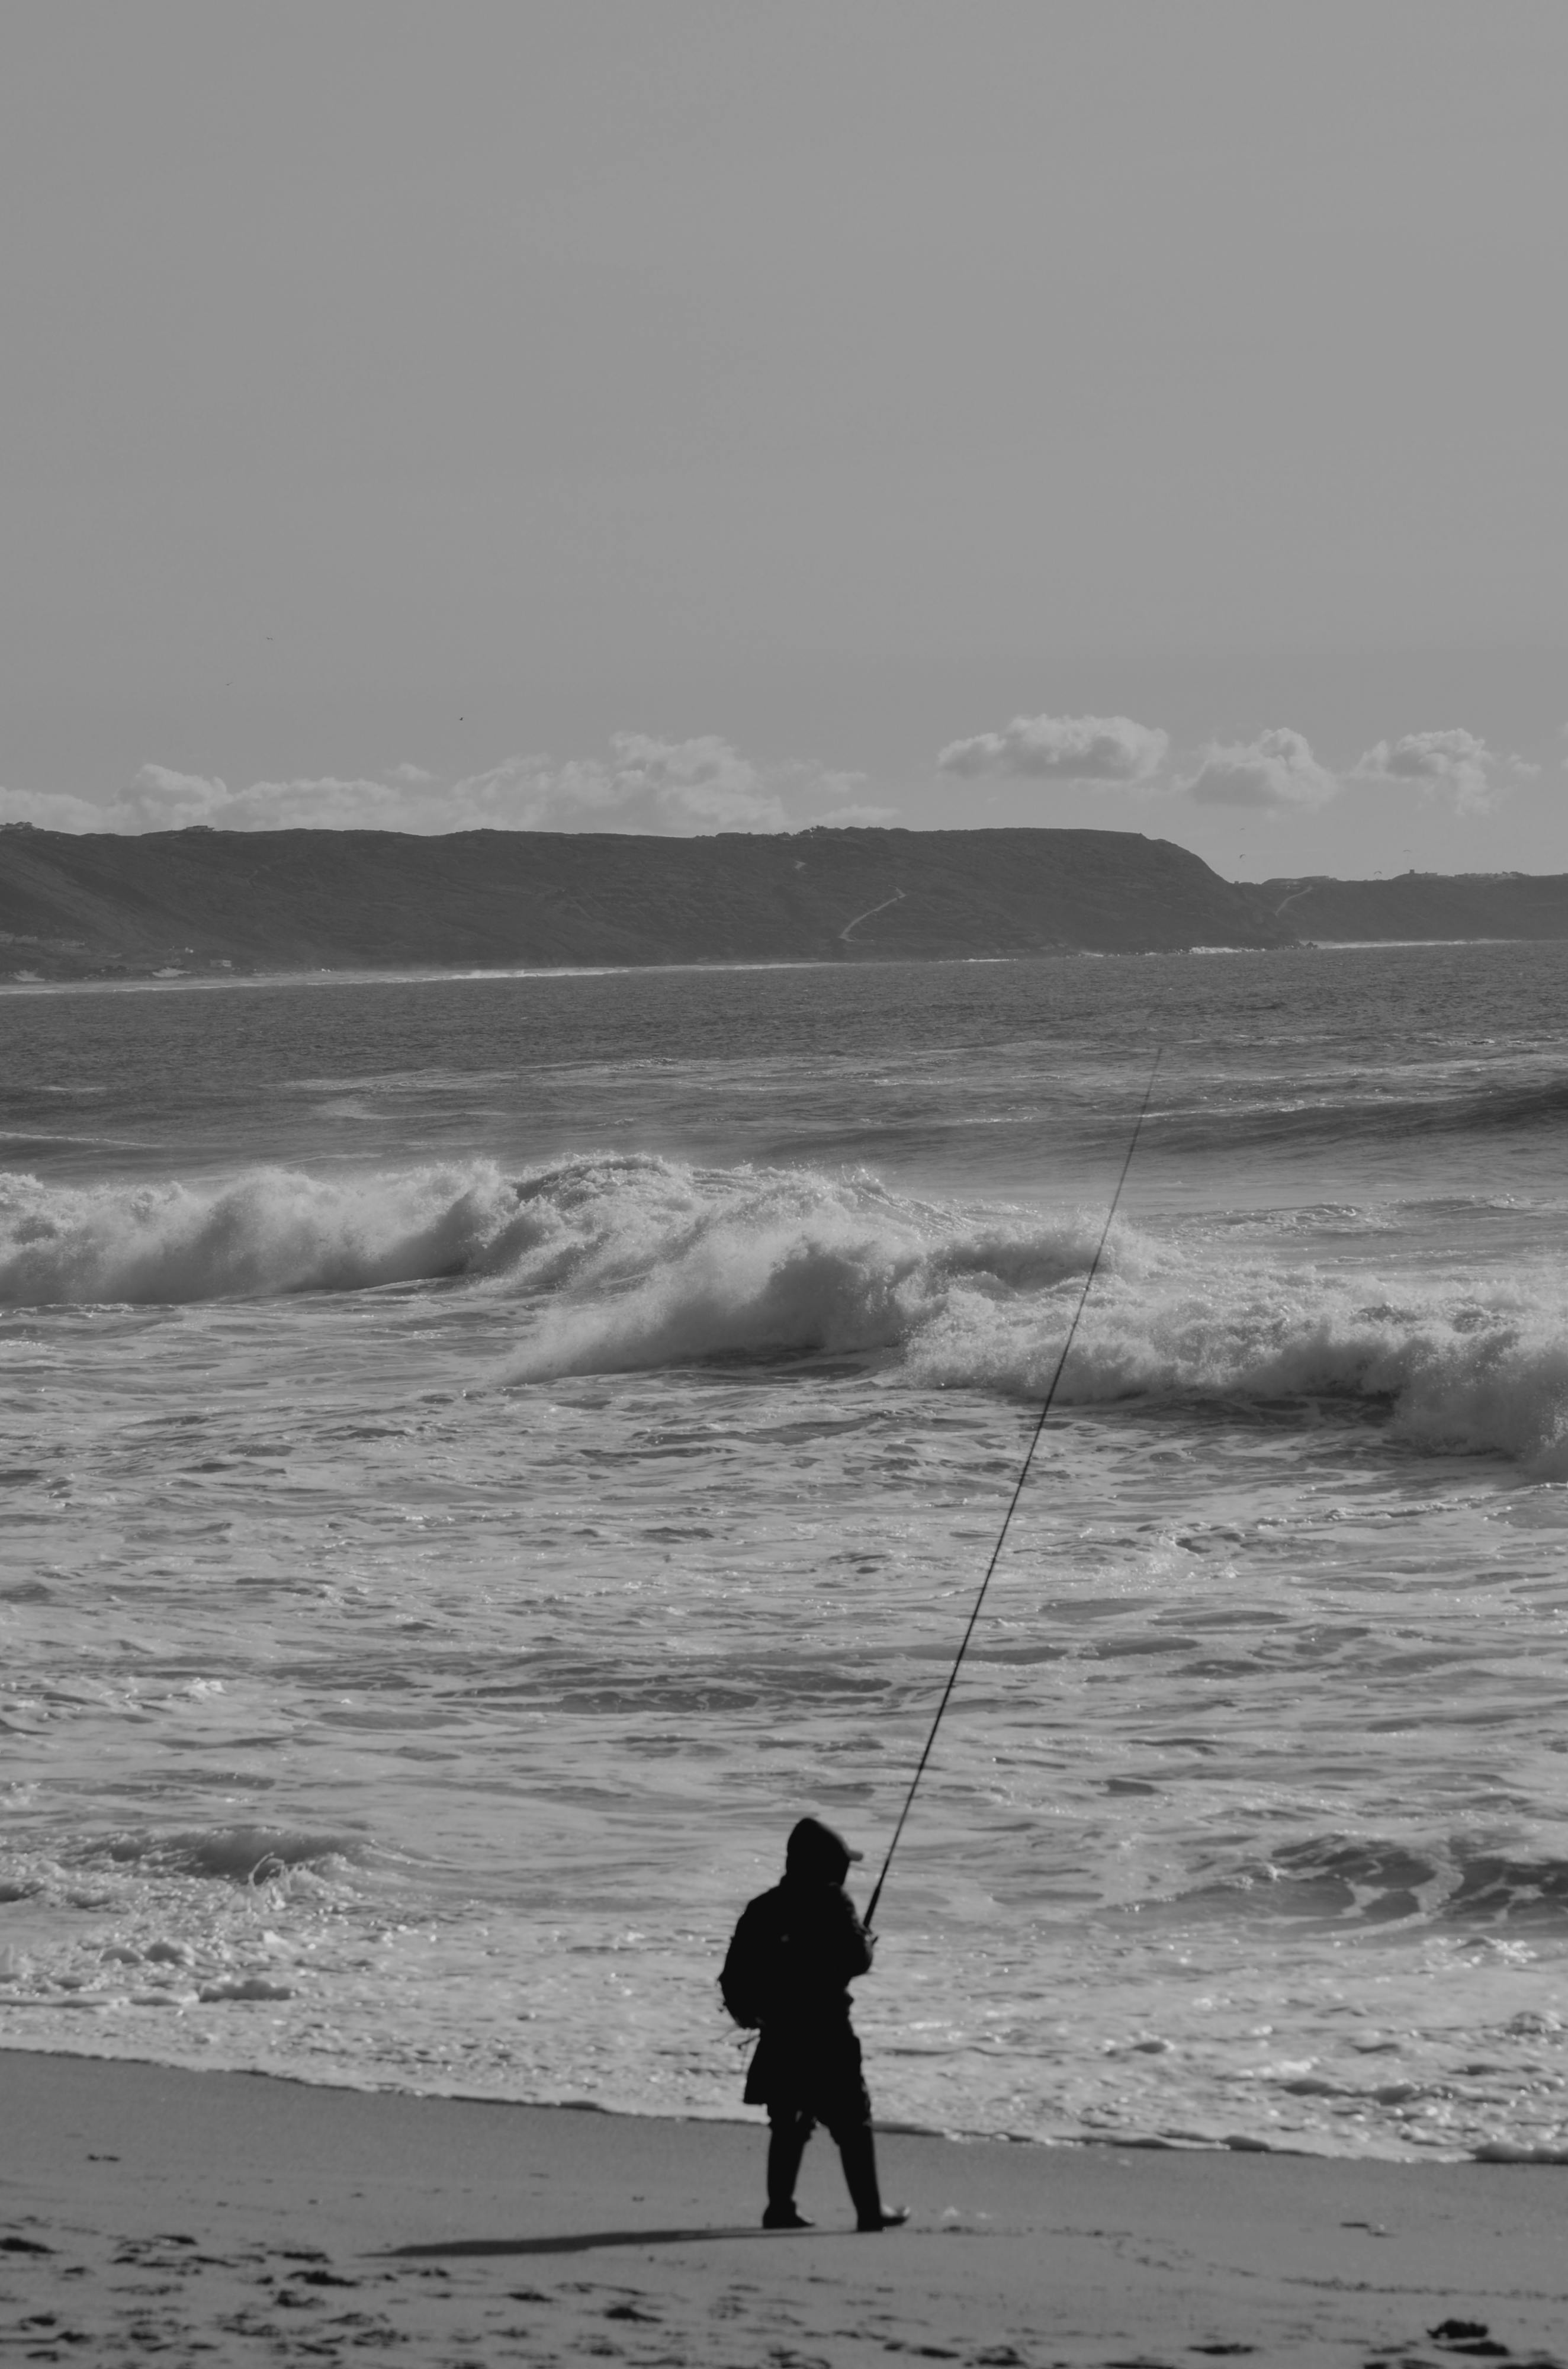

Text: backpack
xmin=718 ymin=1899 xmax=773 ymax=2030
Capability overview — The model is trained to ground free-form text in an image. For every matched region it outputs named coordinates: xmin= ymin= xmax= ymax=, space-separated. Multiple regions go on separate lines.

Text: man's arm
xmin=833 ymin=1889 xmax=875 ymax=1982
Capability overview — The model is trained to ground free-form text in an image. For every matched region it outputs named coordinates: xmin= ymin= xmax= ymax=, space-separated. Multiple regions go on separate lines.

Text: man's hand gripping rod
xmin=863 ymin=1049 xmax=1163 ymax=1933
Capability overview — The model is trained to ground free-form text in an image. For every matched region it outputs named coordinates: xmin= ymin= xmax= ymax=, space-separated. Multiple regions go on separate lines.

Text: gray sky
xmin=2 ymin=0 xmax=1564 ymax=877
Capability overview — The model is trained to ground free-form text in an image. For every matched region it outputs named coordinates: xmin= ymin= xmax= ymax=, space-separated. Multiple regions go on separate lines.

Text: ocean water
xmin=3 ymin=942 xmax=1568 ymax=2162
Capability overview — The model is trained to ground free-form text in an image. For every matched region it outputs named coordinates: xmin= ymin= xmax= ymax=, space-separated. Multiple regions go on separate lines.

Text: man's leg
xmin=763 ymin=2110 xmax=814 ymax=2229
xmin=834 ymin=2120 xmax=908 ymax=2233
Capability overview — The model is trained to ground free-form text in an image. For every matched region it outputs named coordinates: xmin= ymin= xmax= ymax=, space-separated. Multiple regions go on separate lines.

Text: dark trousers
xmin=766 ymin=2105 xmax=884 ymax=2227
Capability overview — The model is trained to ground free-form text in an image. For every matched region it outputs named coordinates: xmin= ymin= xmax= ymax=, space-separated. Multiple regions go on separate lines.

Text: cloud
xmin=470 ymin=734 xmax=796 ymax=833
xmin=937 ymin=712 xmax=1169 ymax=784
xmin=0 ymin=787 xmax=108 ymax=832
xmin=1181 ymin=727 xmax=1340 ymax=810
xmin=1354 ymin=728 xmax=1511 ymax=814
xmin=0 ymin=736 xmax=869 ymax=837
xmin=7 ymin=717 xmax=1537 ymax=842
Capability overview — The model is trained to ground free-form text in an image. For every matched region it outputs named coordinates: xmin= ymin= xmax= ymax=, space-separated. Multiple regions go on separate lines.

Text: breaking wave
xmin=902 ymin=1254 xmax=1568 ymax=1474
xmin=90 ymin=1826 xmax=372 ymax=1883
xmin=0 ymin=1161 xmax=533 ymax=1304
xmin=8 ymin=1151 xmax=1568 ymax=1472
xmin=489 ymin=1157 xmax=1568 ymax=1474
xmin=1162 ymin=1835 xmax=1568 ymax=1935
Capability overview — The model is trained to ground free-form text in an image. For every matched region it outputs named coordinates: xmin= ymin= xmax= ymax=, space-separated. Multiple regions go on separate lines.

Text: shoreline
xmin=0 ymin=935 xmax=1542 ymax=996
xmin=0 ymin=2027 xmax=1550 ymax=2172
xmin=0 ymin=945 xmax=1258 ymax=996
xmin=4 ymin=2048 xmax=1566 ymax=2367
xmin=9 ymin=2024 xmax=1566 ymax=2172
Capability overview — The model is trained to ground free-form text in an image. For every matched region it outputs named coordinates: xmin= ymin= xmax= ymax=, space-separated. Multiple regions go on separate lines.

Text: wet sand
xmin=2 ymin=2048 xmax=1565 ymax=2366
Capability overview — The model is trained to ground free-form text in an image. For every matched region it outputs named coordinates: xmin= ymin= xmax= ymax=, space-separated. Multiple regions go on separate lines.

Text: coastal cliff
xmin=8 ymin=821 xmax=1568 ymax=983
xmin=1 ymin=823 xmax=1289 ymax=980
xmin=1258 ymin=871 xmax=1568 ymax=945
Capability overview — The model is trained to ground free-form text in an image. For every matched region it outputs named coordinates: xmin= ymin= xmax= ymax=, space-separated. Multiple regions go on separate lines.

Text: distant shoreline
xmin=4 ymin=934 xmax=1548 ymax=1000
xmin=7 ymin=821 xmax=1568 ymax=984
xmin=0 ymin=934 xmax=1546 ymax=997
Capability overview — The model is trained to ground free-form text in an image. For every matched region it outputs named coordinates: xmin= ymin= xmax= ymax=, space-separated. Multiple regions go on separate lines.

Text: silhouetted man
xmin=721 ymin=1816 xmax=908 ymax=2232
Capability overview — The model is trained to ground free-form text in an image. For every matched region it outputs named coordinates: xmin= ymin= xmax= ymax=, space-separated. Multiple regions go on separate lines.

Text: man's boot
xmin=836 ymin=2124 xmax=909 ymax=2232
xmin=763 ymin=2114 xmax=813 ymax=2229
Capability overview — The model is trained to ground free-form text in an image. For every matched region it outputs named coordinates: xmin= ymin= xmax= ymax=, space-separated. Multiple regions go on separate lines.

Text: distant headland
xmin=3 ymin=820 xmax=1566 ymax=983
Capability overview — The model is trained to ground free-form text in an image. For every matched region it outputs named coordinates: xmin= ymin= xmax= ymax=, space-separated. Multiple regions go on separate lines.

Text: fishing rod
xmin=863 ymin=1048 xmax=1163 ymax=1932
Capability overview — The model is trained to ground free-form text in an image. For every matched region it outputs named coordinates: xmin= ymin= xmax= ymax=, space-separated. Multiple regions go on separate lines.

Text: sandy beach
xmin=2 ymin=2050 xmax=1564 ymax=2367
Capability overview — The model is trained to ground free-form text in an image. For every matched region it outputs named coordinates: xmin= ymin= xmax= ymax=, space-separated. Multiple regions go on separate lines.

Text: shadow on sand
xmin=385 ymin=2226 xmax=776 ymax=2260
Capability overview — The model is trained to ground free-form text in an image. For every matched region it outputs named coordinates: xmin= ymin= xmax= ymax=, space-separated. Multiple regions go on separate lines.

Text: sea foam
xmin=0 ymin=1161 xmax=529 ymax=1304
xmin=494 ymin=1157 xmax=1568 ymax=1474
xmin=7 ymin=1151 xmax=1568 ymax=1472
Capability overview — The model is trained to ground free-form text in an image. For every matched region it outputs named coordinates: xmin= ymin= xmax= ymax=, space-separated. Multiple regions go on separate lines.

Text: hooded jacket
xmin=721 ymin=1818 xmax=872 ymax=2031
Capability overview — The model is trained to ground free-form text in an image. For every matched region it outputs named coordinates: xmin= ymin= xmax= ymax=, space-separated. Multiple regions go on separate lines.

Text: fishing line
xmin=864 ymin=1048 xmax=1163 ymax=1931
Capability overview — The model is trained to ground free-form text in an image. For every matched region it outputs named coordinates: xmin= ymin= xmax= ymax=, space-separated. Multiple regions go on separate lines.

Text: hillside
xmin=0 ymin=824 xmax=1292 ymax=980
xmin=1258 ymin=872 xmax=1568 ymax=943
xmin=10 ymin=823 xmax=1568 ymax=984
